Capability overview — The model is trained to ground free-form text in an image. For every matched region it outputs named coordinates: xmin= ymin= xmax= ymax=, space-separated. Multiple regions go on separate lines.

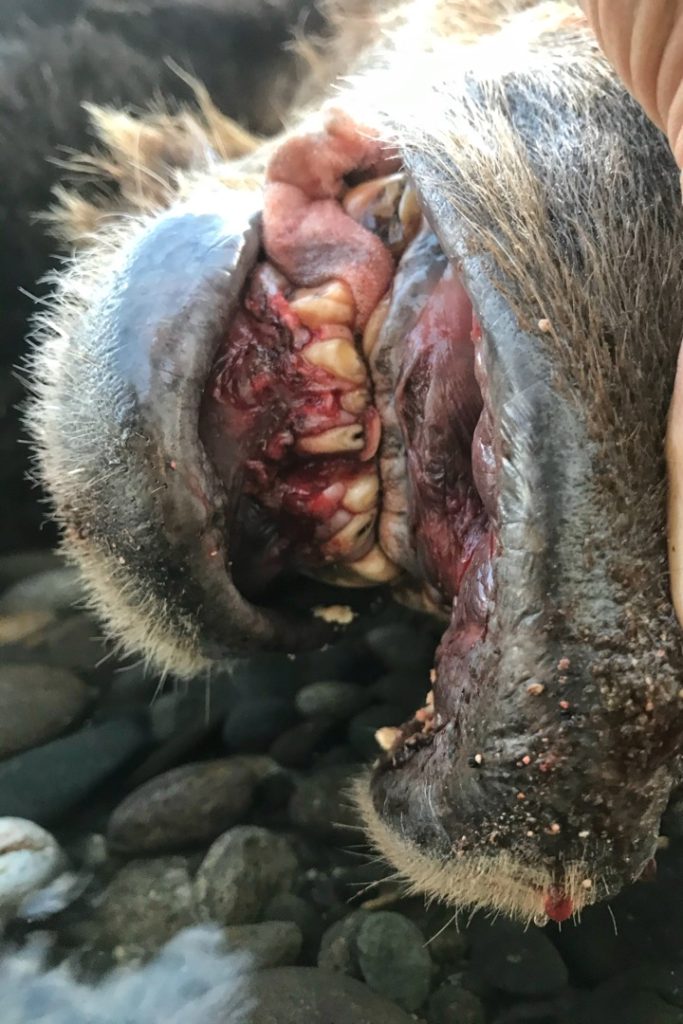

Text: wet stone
xmin=0 ymin=664 xmax=90 ymax=758
xmin=228 ymin=653 xmax=301 ymax=699
xmin=223 ymin=921 xmax=302 ymax=968
xmin=348 ymin=704 xmax=406 ymax=759
xmin=269 ymin=718 xmax=335 ymax=768
xmin=288 ymin=765 xmax=360 ymax=840
xmin=582 ymin=986 xmax=683 ymax=1024
xmin=469 ymin=917 xmax=569 ymax=997
xmin=107 ymin=758 xmax=256 ymax=853
xmin=262 ymin=894 xmax=322 ymax=962
xmin=246 ymin=966 xmax=416 ymax=1024
xmin=370 ymin=670 xmax=430 ymax=717
xmin=318 ymin=909 xmax=370 ymax=977
xmin=428 ymin=983 xmax=486 ymax=1024
xmin=0 ymin=717 xmax=149 ymax=824
xmin=295 ymin=680 xmax=369 ymax=722
xmin=0 ymin=550 xmax=63 ymax=588
xmin=356 ymin=911 xmax=433 ymax=1012
xmin=195 ymin=825 xmax=297 ymax=925
xmin=364 ymin=622 xmax=438 ymax=673
xmin=551 ymin=904 xmax=625 ymax=984
xmin=0 ymin=566 xmax=84 ymax=615
xmin=222 ymin=697 xmax=298 ymax=753
xmin=97 ymin=856 xmax=198 ymax=954
xmin=0 ymin=613 xmax=110 ymax=680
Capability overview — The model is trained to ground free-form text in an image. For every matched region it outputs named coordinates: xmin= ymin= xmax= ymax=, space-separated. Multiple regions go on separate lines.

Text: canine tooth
xmin=290 ymin=280 xmax=354 ymax=328
xmin=363 ymin=295 xmax=389 ymax=357
xmin=398 ymin=184 xmax=422 ymax=239
xmin=343 ymin=174 xmax=404 ymax=223
xmin=375 ymin=726 xmax=402 ymax=751
xmin=323 ymin=511 xmax=376 ymax=559
xmin=303 ymin=337 xmax=367 ymax=385
xmin=297 ymin=425 xmax=364 ymax=455
xmin=341 ymin=389 xmax=369 ymax=414
xmin=344 ymin=473 xmax=379 ymax=513
xmin=349 ymin=544 xmax=401 ymax=583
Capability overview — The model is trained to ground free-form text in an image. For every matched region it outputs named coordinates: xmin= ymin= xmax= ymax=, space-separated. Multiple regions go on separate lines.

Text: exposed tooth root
xmin=323 ymin=511 xmax=376 ymax=559
xmin=363 ymin=295 xmax=390 ymax=358
xmin=297 ymin=425 xmax=365 ymax=455
xmin=303 ymin=337 xmax=367 ymax=385
xmin=344 ymin=473 xmax=379 ymax=513
xmin=290 ymin=280 xmax=355 ymax=329
xmin=398 ymin=185 xmax=422 ymax=240
xmin=341 ymin=389 xmax=369 ymax=414
xmin=375 ymin=726 xmax=402 ymax=752
xmin=349 ymin=544 xmax=401 ymax=583
xmin=360 ymin=408 xmax=382 ymax=461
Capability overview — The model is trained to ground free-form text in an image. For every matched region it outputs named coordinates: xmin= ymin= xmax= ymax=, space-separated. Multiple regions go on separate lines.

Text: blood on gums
xmin=543 ymin=887 xmax=574 ymax=923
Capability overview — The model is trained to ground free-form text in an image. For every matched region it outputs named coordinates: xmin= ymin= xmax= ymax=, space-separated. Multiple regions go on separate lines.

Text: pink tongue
xmin=264 ymin=111 xmax=397 ymax=329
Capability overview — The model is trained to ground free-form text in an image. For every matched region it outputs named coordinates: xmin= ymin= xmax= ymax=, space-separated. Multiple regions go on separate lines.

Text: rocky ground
xmin=1 ymin=553 xmax=683 ymax=1023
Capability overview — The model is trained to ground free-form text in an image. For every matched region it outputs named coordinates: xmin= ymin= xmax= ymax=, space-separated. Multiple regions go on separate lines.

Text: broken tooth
xmin=349 ymin=544 xmax=401 ymax=583
xmin=363 ymin=295 xmax=390 ymax=358
xmin=297 ymin=424 xmax=365 ymax=455
xmin=375 ymin=726 xmax=402 ymax=752
xmin=290 ymin=279 xmax=355 ymax=329
xmin=343 ymin=174 xmax=404 ymax=224
xmin=323 ymin=510 xmax=376 ymax=559
xmin=340 ymin=389 xmax=369 ymax=414
xmin=344 ymin=473 xmax=379 ymax=513
xmin=303 ymin=337 xmax=367 ymax=385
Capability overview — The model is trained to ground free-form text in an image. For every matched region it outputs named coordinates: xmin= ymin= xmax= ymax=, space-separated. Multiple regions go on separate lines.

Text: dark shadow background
xmin=0 ymin=0 xmax=326 ymax=553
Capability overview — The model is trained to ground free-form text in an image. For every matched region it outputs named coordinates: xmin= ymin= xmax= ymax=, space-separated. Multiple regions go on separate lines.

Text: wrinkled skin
xmin=28 ymin=0 xmax=683 ymax=923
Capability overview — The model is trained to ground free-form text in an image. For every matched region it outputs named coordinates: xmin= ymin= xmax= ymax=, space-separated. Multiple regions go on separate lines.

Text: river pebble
xmin=428 ymin=983 xmax=487 ymax=1024
xmin=245 ymin=966 xmax=416 ymax=1024
xmin=262 ymin=894 xmax=322 ymax=962
xmin=0 ymin=717 xmax=149 ymax=823
xmin=223 ymin=921 xmax=302 ymax=968
xmin=0 ymin=664 xmax=91 ymax=758
xmin=348 ymin=703 xmax=406 ymax=759
xmin=364 ymin=623 xmax=437 ymax=673
xmin=195 ymin=826 xmax=297 ymax=925
xmin=469 ymin=917 xmax=569 ymax=997
xmin=0 ymin=567 xmax=84 ymax=615
xmin=318 ymin=909 xmax=370 ymax=977
xmin=0 ymin=818 xmax=63 ymax=917
xmin=107 ymin=759 xmax=255 ymax=853
xmin=97 ymin=857 xmax=198 ymax=954
xmin=356 ymin=911 xmax=433 ymax=1011
xmin=288 ymin=765 xmax=360 ymax=840
xmin=295 ymin=680 xmax=368 ymax=722
xmin=223 ymin=697 xmax=298 ymax=753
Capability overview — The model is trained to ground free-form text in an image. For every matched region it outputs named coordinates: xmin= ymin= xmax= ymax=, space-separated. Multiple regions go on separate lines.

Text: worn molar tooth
xmin=363 ymin=295 xmax=390 ymax=357
xmin=349 ymin=544 xmax=401 ymax=583
xmin=303 ymin=337 xmax=367 ymax=385
xmin=323 ymin=510 xmax=376 ymax=560
xmin=290 ymin=279 xmax=355 ymax=328
xmin=344 ymin=473 xmax=379 ymax=513
xmin=297 ymin=424 xmax=365 ymax=455
xmin=341 ymin=389 xmax=370 ymax=414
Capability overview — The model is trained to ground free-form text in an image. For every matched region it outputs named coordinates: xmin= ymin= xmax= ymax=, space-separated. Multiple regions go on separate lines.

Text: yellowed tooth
xmin=323 ymin=511 xmax=376 ymax=559
xmin=375 ymin=726 xmax=402 ymax=752
xmin=363 ymin=294 xmax=390 ymax=358
xmin=290 ymin=279 xmax=355 ymax=329
xmin=343 ymin=174 xmax=404 ymax=223
xmin=398 ymin=184 xmax=422 ymax=240
xmin=344 ymin=473 xmax=379 ymax=513
xmin=303 ymin=337 xmax=367 ymax=385
xmin=349 ymin=544 xmax=401 ymax=583
xmin=340 ymin=389 xmax=369 ymax=414
xmin=297 ymin=425 xmax=365 ymax=455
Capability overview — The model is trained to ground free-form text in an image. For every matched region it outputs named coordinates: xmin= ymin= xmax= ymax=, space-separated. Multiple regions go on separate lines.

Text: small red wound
xmin=544 ymin=887 xmax=574 ymax=923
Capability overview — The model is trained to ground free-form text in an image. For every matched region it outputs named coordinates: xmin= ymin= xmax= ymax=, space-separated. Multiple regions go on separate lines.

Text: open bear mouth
xmin=198 ymin=112 xmax=496 ymax=800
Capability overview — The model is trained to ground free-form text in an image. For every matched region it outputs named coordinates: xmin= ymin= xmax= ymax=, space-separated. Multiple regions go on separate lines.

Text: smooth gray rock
xmin=318 ymin=910 xmax=370 ymax=978
xmin=244 ymin=966 xmax=416 ymax=1024
xmin=98 ymin=857 xmax=198 ymax=954
xmin=0 ymin=664 xmax=90 ymax=758
xmin=469 ymin=918 xmax=568 ymax=997
xmin=288 ymin=765 xmax=360 ymax=840
xmin=107 ymin=759 xmax=255 ymax=853
xmin=223 ymin=698 xmax=298 ymax=754
xmin=0 ymin=717 xmax=149 ymax=823
xmin=428 ymin=983 xmax=486 ymax=1024
xmin=364 ymin=623 xmax=437 ymax=673
xmin=223 ymin=921 xmax=302 ymax=968
xmin=296 ymin=681 xmax=368 ymax=722
xmin=0 ymin=567 xmax=84 ymax=615
xmin=356 ymin=911 xmax=433 ymax=1012
xmin=195 ymin=826 xmax=297 ymax=925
